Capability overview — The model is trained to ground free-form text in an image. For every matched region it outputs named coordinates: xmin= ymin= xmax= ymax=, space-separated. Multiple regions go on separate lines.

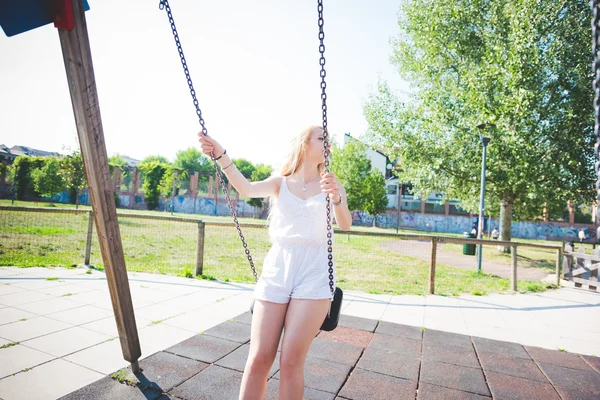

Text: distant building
xmin=0 ymin=144 xmax=17 ymax=164
xmin=9 ymin=145 xmax=59 ymax=158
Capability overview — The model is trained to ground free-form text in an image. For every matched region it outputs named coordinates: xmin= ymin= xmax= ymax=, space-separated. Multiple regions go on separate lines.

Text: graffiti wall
xmin=351 ymin=210 xmax=594 ymax=240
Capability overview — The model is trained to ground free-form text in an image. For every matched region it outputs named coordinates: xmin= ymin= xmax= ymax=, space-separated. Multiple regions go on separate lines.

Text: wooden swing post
xmin=56 ymin=0 xmax=141 ymax=371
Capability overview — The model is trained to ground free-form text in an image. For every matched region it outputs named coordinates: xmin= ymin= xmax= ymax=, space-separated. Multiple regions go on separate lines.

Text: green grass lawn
xmin=0 ymin=201 xmax=559 ymax=295
xmin=442 ymin=243 xmax=558 ymax=271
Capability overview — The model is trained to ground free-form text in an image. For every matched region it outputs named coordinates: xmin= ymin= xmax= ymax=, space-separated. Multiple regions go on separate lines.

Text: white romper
xmin=254 ymin=177 xmax=335 ymax=304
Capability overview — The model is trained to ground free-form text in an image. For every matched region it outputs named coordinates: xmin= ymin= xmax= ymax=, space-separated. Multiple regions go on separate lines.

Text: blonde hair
xmin=277 ymin=125 xmax=325 ymax=177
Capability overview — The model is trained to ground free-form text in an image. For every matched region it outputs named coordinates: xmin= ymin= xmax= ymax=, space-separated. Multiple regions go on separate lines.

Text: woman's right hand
xmin=198 ymin=132 xmax=225 ymax=159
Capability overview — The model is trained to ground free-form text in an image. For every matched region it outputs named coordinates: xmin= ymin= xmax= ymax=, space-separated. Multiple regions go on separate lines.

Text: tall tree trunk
xmin=499 ymin=197 xmax=513 ymax=253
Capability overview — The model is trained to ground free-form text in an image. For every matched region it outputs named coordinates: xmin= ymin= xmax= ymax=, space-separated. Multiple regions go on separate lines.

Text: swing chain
xmin=593 ymin=0 xmax=600 ymax=238
xmin=159 ymin=0 xmax=258 ymax=282
xmin=318 ymin=0 xmax=335 ymax=297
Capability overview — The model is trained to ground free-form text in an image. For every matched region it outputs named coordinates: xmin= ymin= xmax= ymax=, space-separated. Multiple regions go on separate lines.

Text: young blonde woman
xmin=198 ymin=126 xmax=351 ymax=400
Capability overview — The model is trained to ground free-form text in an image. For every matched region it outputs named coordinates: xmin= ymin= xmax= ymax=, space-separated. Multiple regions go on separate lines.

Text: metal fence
xmin=0 ymin=206 xmax=564 ymax=295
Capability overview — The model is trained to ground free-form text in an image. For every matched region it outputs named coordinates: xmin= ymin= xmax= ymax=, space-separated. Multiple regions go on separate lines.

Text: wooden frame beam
xmin=56 ymin=0 xmax=141 ymax=371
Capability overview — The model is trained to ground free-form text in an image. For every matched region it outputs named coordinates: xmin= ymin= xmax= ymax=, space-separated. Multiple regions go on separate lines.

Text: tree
xmin=31 ymin=158 xmax=65 ymax=199
xmin=330 ymin=139 xmax=388 ymax=220
xmin=59 ymin=151 xmax=86 ymax=205
xmin=108 ymin=154 xmax=127 ymax=169
xmin=364 ymin=0 xmax=593 ymax=249
xmin=11 ymin=156 xmax=45 ymax=200
xmin=138 ymin=161 xmax=168 ymax=210
xmin=247 ymin=163 xmax=274 ymax=209
xmin=173 ymin=147 xmax=213 ymax=179
xmin=233 ymin=158 xmax=256 ymax=180
xmin=141 ymin=155 xmax=170 ymax=165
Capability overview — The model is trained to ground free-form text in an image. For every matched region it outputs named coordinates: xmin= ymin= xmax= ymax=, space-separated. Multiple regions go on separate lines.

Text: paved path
xmin=380 ymin=239 xmax=552 ymax=281
xmin=1 ymin=266 xmax=599 ymax=399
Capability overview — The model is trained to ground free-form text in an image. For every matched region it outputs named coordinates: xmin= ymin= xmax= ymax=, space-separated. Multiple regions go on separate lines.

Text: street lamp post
xmin=476 ymin=123 xmax=494 ymax=272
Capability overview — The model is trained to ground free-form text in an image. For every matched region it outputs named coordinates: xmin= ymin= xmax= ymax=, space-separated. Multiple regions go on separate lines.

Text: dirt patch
xmin=379 ymin=240 xmax=551 ymax=281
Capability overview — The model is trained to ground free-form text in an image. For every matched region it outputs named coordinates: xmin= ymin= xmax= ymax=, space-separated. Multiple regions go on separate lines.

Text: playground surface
xmin=0 ymin=266 xmax=599 ymax=399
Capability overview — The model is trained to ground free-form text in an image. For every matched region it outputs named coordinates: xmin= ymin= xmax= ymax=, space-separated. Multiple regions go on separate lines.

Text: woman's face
xmin=305 ymin=128 xmax=325 ymax=165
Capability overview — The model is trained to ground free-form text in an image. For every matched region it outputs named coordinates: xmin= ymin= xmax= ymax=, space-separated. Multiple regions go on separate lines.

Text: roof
xmin=9 ymin=145 xmax=59 ymax=158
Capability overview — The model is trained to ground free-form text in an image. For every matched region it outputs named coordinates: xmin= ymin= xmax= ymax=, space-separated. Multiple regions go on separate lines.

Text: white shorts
xmin=254 ymin=242 xmax=334 ymax=304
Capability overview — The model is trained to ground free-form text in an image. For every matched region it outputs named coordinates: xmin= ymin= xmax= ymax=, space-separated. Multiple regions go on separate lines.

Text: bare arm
xmin=198 ymin=133 xmax=281 ymax=198
xmin=320 ymin=172 xmax=352 ymax=231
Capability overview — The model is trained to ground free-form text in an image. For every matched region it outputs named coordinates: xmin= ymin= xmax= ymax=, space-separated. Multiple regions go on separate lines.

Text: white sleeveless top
xmin=268 ymin=178 xmax=332 ymax=246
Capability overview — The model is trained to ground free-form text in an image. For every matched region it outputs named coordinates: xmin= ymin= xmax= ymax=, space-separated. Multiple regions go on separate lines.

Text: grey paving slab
xmin=214 ymin=343 xmax=281 ymax=378
xmin=417 ymin=382 xmax=491 ymax=399
xmin=0 ymin=306 xmax=37 ymax=325
xmin=485 ymin=370 xmax=561 ymax=400
xmin=356 ymin=346 xmax=420 ymax=380
xmin=0 ymin=358 xmax=103 ymax=400
xmin=317 ymin=325 xmax=374 ymax=348
xmin=46 ymin=304 xmax=113 ymax=326
xmin=0 ymin=284 xmax=25 ymax=296
xmin=264 ymin=378 xmax=335 ymax=400
xmin=58 ymin=375 xmax=163 ymax=400
xmin=169 ymin=365 xmax=242 ymax=400
xmin=126 ymin=351 xmax=209 ymax=393
xmin=526 ymin=345 xmax=596 ymax=371
xmin=478 ymin=351 xmax=548 ymax=382
xmin=422 ymin=340 xmax=480 ymax=368
xmin=0 ymin=344 xmax=55 ymax=379
xmin=537 ymin=361 xmax=600 ymax=398
xmin=165 ymin=333 xmax=241 ymax=363
xmin=233 ymin=311 xmax=252 ymax=325
xmin=338 ymin=313 xmax=378 ymax=332
xmin=420 ymin=360 xmax=491 ymax=397
xmin=473 ymin=336 xmax=531 ymax=359
xmin=375 ymin=320 xmax=422 ymax=340
xmin=423 ymin=328 xmax=473 ymax=350
xmin=307 ymin=337 xmax=364 ymax=366
xmin=203 ymin=319 xmax=251 ymax=343
xmin=274 ymin=356 xmax=351 ymax=394
xmin=368 ymin=332 xmax=422 ymax=357
xmin=582 ymin=354 xmax=600 ymax=372
xmin=0 ymin=290 xmax=54 ymax=307
xmin=339 ymin=368 xmax=417 ymax=400
xmin=22 ymin=326 xmax=111 ymax=357
xmin=0 ymin=315 xmax=72 ymax=341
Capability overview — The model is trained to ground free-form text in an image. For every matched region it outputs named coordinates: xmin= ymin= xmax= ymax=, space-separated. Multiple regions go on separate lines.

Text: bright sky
xmin=0 ymin=0 xmax=408 ymax=168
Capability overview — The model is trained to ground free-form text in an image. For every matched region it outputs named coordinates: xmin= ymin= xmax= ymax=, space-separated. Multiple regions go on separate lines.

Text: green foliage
xmin=108 ymin=154 xmax=133 ymax=189
xmin=247 ymin=163 xmax=274 ymax=209
xmin=159 ymin=165 xmax=180 ymax=199
xmin=31 ymin=158 xmax=65 ymax=199
xmin=364 ymin=0 xmax=594 ymax=233
xmin=108 ymin=154 xmax=127 ymax=170
xmin=141 ymin=155 xmax=170 ymax=165
xmin=138 ymin=161 xmax=168 ymax=210
xmin=330 ymin=140 xmax=387 ymax=216
xmin=233 ymin=158 xmax=256 ymax=179
xmin=363 ymin=169 xmax=388 ymax=217
xmin=59 ymin=151 xmax=86 ymax=204
xmin=0 ymin=164 xmax=7 ymax=182
xmin=11 ymin=156 xmax=45 ymax=200
xmin=174 ymin=147 xmax=213 ymax=180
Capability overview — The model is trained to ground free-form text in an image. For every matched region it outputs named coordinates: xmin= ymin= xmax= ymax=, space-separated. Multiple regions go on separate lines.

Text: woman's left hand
xmin=320 ymin=172 xmax=342 ymax=203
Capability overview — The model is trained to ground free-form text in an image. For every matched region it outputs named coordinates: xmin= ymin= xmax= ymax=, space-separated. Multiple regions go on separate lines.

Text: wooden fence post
xmin=429 ymin=237 xmax=437 ymax=294
xmin=196 ymin=221 xmax=205 ymax=276
xmin=511 ymin=245 xmax=518 ymax=292
xmin=555 ymin=248 xmax=563 ymax=287
xmin=58 ymin=0 xmax=140 ymax=372
xmin=84 ymin=211 xmax=93 ymax=265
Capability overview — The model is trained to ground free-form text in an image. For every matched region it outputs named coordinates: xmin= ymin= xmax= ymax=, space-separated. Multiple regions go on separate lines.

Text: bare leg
xmin=239 ymin=300 xmax=288 ymax=400
xmin=278 ymin=298 xmax=330 ymax=400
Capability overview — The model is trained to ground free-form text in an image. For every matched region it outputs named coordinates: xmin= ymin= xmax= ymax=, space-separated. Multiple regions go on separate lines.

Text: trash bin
xmin=463 ymin=232 xmax=476 ymax=256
